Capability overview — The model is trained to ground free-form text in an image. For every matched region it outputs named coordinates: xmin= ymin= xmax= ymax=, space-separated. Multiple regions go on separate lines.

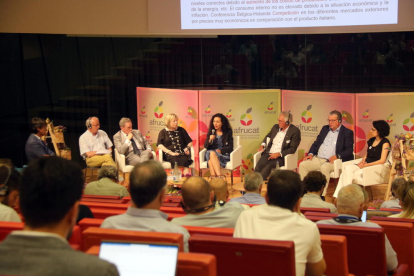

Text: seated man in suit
xmin=79 ymin=116 xmax=115 ymax=168
xmin=255 ymin=111 xmax=301 ymax=179
xmin=317 ymin=184 xmax=398 ymax=273
xmin=25 ymin=117 xmax=55 ymax=162
xmin=234 ymin=170 xmax=326 ymax=276
xmin=0 ymin=165 xmax=22 ymax=222
xmin=171 ymin=177 xmax=244 ymax=228
xmin=299 ymin=110 xmax=354 ymax=195
xmin=101 ymin=160 xmax=190 ymax=251
xmin=0 ymin=156 xmax=118 ymax=276
xmin=113 ymin=117 xmax=152 ymax=166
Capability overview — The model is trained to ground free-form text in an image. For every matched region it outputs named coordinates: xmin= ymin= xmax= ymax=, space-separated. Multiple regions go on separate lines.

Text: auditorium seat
xmin=305 ymin=215 xmax=334 ymax=223
xmin=68 ymin=225 xmax=82 ymax=251
xmin=189 ymin=234 xmax=295 ymax=276
xmin=304 ymin=212 xmax=338 ymax=218
xmin=317 ymin=224 xmax=408 ymax=276
xmin=370 ymin=220 xmax=414 ymax=276
xmin=299 ymin=207 xmax=330 ymax=214
xmin=79 ymin=201 xmax=130 ymax=210
xmin=320 ymin=235 xmax=353 ymax=276
xmin=183 ymin=226 xmax=234 ymax=237
xmin=82 ymin=227 xmax=184 ymax=252
xmin=370 ymin=216 xmax=414 ymax=224
xmin=379 ymin=208 xmax=403 ymax=214
xmin=82 ymin=195 xmax=121 ymax=200
xmin=86 ymin=247 xmax=217 ymax=276
xmin=0 ymin=221 xmax=24 ymax=241
xmin=79 ymin=218 xmax=104 ymax=232
xmin=89 ymin=208 xmax=125 ymax=219
xmin=80 ymin=198 xmax=125 ymax=204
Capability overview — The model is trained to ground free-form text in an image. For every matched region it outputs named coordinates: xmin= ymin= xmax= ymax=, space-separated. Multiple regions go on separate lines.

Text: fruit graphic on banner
xmin=240 ymin=107 xmax=253 ymax=126
xmin=301 ymin=105 xmax=313 ymax=123
xmin=387 ymin=114 xmax=394 ymax=123
xmin=141 ymin=106 xmax=146 ymax=114
xmin=145 ymin=131 xmax=150 ymax=139
xmin=154 ymin=101 xmax=164 ymax=118
xmin=362 ymin=109 xmax=370 ymax=118
xmin=403 ymin=112 xmax=414 ymax=131
xmin=226 ymin=109 xmax=232 ymax=118
xmin=267 ymin=102 xmax=274 ymax=110
xmin=205 ymin=105 xmax=211 ymax=114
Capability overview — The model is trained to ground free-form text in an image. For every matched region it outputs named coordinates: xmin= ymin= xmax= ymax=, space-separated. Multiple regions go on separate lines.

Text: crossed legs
xmin=208 ymin=151 xmax=222 ymax=177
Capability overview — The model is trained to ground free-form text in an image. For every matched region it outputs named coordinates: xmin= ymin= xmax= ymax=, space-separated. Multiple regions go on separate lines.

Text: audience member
xmin=172 ymin=177 xmax=244 ymax=228
xmin=84 ymin=166 xmax=129 ymax=197
xmin=0 ymin=165 xmax=21 ymax=222
xmin=287 ymin=44 xmax=306 ymax=66
xmin=234 ymin=170 xmax=326 ymax=276
xmin=317 ymin=184 xmax=398 ymax=273
xmin=210 ymin=56 xmax=234 ymax=83
xmin=301 ymin=171 xmax=337 ymax=213
xmin=0 ymin=157 xmax=118 ymax=276
xmin=381 ymin=178 xmax=405 ymax=209
xmin=229 ymin=172 xmax=266 ymax=205
xmin=309 ymin=44 xmax=327 ymax=65
xmin=209 ymin=177 xmax=248 ymax=209
xmin=79 ymin=116 xmax=116 ymax=169
xmin=374 ymin=40 xmax=393 ymax=64
xmin=101 ymin=161 xmax=190 ymax=251
xmin=389 ymin=180 xmax=414 ymax=219
xmin=25 ymin=117 xmax=55 ymax=162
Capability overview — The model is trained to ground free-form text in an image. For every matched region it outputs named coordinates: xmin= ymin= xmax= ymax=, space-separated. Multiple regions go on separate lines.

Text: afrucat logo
xmin=141 ymin=106 xmax=146 ymax=114
xmin=362 ymin=109 xmax=369 ymax=119
xmin=240 ymin=107 xmax=253 ymax=126
xmin=205 ymin=105 xmax=211 ymax=114
xmin=387 ymin=114 xmax=394 ymax=123
xmin=267 ymin=102 xmax=274 ymax=111
xmin=301 ymin=105 xmax=313 ymax=124
xmin=226 ymin=109 xmax=232 ymax=118
xmin=145 ymin=131 xmax=150 ymax=139
xmin=154 ymin=101 xmax=164 ymax=118
xmin=403 ymin=112 xmax=414 ymax=131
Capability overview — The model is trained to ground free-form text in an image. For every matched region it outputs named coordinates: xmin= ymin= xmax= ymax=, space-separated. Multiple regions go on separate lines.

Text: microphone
xmin=210 ymin=129 xmax=215 ymax=144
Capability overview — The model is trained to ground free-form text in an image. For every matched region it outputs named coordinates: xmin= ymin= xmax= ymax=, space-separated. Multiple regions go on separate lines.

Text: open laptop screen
xmin=99 ymin=241 xmax=179 ymax=276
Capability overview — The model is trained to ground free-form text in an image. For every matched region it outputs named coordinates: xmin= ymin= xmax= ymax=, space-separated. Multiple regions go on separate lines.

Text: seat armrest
xmin=158 ymin=149 xmax=164 ymax=163
xmin=361 ymin=163 xmax=389 ymax=186
xmin=284 ymin=153 xmax=298 ymax=170
xmin=199 ymin=148 xmax=207 ymax=164
xmin=332 ymin=158 xmax=342 ymax=178
xmin=229 ymin=146 xmax=243 ymax=169
xmin=253 ymin=151 xmax=262 ymax=169
xmin=392 ymin=264 xmax=408 ymax=276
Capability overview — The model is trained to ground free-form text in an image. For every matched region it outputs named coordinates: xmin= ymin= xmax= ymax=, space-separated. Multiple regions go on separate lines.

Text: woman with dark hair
xmin=204 ymin=113 xmax=233 ymax=177
xmin=334 ymin=120 xmax=391 ymax=197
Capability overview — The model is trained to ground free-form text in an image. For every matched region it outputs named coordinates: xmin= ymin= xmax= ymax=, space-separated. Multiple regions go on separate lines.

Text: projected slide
xmin=181 ymin=0 xmax=398 ymax=30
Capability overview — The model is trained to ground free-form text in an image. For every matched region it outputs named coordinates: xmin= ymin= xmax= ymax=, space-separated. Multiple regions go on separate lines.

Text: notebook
xmin=99 ymin=241 xmax=179 ymax=276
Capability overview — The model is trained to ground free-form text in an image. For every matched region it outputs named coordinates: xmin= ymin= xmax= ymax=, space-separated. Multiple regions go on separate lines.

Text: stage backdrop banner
xmin=136 ymin=87 xmax=199 ymax=169
xmin=282 ymin=90 xmax=356 ymax=162
xmin=199 ymin=89 xmax=281 ymax=176
xmin=356 ymin=92 xmax=414 ymax=160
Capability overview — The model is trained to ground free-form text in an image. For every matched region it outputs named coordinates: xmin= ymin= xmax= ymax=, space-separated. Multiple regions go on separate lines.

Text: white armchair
xmin=199 ymin=136 xmax=243 ymax=185
xmin=114 ymin=148 xmax=156 ymax=179
xmin=253 ymin=137 xmax=298 ymax=172
xmin=158 ymin=146 xmax=195 ymax=174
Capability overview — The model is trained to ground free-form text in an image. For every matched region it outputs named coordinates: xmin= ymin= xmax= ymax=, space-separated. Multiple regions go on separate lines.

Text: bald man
xmin=171 ymin=177 xmax=244 ymax=228
xmin=317 ymin=184 xmax=398 ymax=273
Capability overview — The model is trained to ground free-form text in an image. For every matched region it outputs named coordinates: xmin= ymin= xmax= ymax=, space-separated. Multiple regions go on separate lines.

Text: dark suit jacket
xmin=309 ymin=125 xmax=354 ymax=162
xmin=204 ymin=129 xmax=233 ymax=155
xmin=261 ymin=124 xmax=301 ymax=157
xmin=25 ymin=134 xmax=55 ymax=162
xmin=0 ymin=234 xmax=118 ymax=276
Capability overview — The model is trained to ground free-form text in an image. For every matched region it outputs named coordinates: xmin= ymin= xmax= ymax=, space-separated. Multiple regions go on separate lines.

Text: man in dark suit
xmin=0 ymin=156 xmax=118 ymax=276
xmin=299 ymin=110 xmax=354 ymax=195
xmin=25 ymin=117 xmax=55 ymax=162
xmin=113 ymin=117 xmax=153 ymax=166
xmin=254 ymin=111 xmax=301 ymax=179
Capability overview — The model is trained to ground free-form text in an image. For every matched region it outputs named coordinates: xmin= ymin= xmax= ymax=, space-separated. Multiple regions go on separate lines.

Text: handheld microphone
xmin=210 ymin=129 xmax=215 ymax=144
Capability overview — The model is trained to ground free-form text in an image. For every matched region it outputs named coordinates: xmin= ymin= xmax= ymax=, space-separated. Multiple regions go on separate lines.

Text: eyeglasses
xmin=91 ymin=124 xmax=100 ymax=127
xmin=327 ymin=119 xmax=338 ymax=122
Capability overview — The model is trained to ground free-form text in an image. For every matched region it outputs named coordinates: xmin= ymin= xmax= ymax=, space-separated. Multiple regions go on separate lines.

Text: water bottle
xmin=173 ymin=162 xmax=180 ymax=183
xmin=275 ymin=161 xmax=280 ymax=171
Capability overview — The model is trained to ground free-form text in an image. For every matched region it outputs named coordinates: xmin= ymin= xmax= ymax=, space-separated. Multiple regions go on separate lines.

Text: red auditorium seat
xmin=304 ymin=212 xmax=338 ymax=217
xmin=82 ymin=195 xmax=121 ymax=200
xmin=79 ymin=218 xmax=104 ymax=232
xmin=189 ymin=234 xmax=296 ymax=276
xmin=68 ymin=225 xmax=82 ymax=250
xmin=320 ymin=235 xmax=353 ymax=276
xmin=183 ymin=226 xmax=234 ymax=237
xmin=305 ymin=215 xmax=333 ymax=223
xmin=299 ymin=207 xmax=330 ymax=214
xmin=317 ymin=224 xmax=408 ymax=276
xmin=82 ymin=227 xmax=184 ymax=252
xmin=0 ymin=222 xmax=24 ymax=241
xmin=371 ymin=220 xmax=414 ymax=276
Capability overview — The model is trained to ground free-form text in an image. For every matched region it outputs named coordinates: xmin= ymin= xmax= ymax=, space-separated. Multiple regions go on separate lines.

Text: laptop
xmin=99 ymin=241 xmax=179 ymax=276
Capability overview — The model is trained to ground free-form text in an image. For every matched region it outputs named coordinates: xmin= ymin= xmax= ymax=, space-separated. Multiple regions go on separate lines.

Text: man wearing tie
xmin=255 ymin=111 xmax=301 ymax=180
xmin=25 ymin=117 xmax=55 ymax=162
xmin=113 ymin=118 xmax=152 ymax=166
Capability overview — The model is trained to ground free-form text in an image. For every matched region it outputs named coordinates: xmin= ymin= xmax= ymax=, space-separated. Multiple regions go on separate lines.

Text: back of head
xmin=391 ymin=177 xmax=407 ymax=198
xmin=396 ymin=180 xmax=414 ymax=218
xmin=30 ymin=117 xmax=46 ymax=134
xmin=244 ymin=172 xmax=263 ymax=192
xmin=0 ymin=165 xmax=21 ymax=201
xmin=267 ymin=170 xmax=303 ymax=211
xmin=336 ymin=184 xmax=364 ymax=214
xmin=181 ymin=177 xmax=211 ymax=210
xmin=21 ymin=156 xmax=83 ymax=228
xmin=98 ymin=166 xmax=119 ymax=181
xmin=209 ymin=178 xmax=227 ymax=201
xmin=303 ymin=171 xmax=326 ymax=192
xmin=129 ymin=160 xmax=167 ymax=208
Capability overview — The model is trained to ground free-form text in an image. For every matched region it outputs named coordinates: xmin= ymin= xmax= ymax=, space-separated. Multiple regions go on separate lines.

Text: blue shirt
xmin=229 ymin=193 xmax=266 ymax=205
xmin=317 ymin=125 xmax=341 ymax=159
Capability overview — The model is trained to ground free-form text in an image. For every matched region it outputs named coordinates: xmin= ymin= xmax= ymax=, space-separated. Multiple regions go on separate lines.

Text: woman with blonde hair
xmin=390 ymin=180 xmax=414 ymax=219
xmin=157 ymin=113 xmax=193 ymax=175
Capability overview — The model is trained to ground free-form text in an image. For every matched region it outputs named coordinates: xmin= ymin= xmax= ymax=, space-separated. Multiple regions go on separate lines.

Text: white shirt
xmin=267 ymin=126 xmax=290 ymax=156
xmin=0 ymin=203 xmax=21 ymax=223
xmin=234 ymin=205 xmax=324 ymax=276
xmin=79 ymin=130 xmax=113 ymax=156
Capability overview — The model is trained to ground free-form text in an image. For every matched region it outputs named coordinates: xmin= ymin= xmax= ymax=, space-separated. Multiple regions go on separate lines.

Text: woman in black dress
xmin=334 ymin=120 xmax=391 ymax=197
xmin=157 ymin=113 xmax=193 ymax=175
